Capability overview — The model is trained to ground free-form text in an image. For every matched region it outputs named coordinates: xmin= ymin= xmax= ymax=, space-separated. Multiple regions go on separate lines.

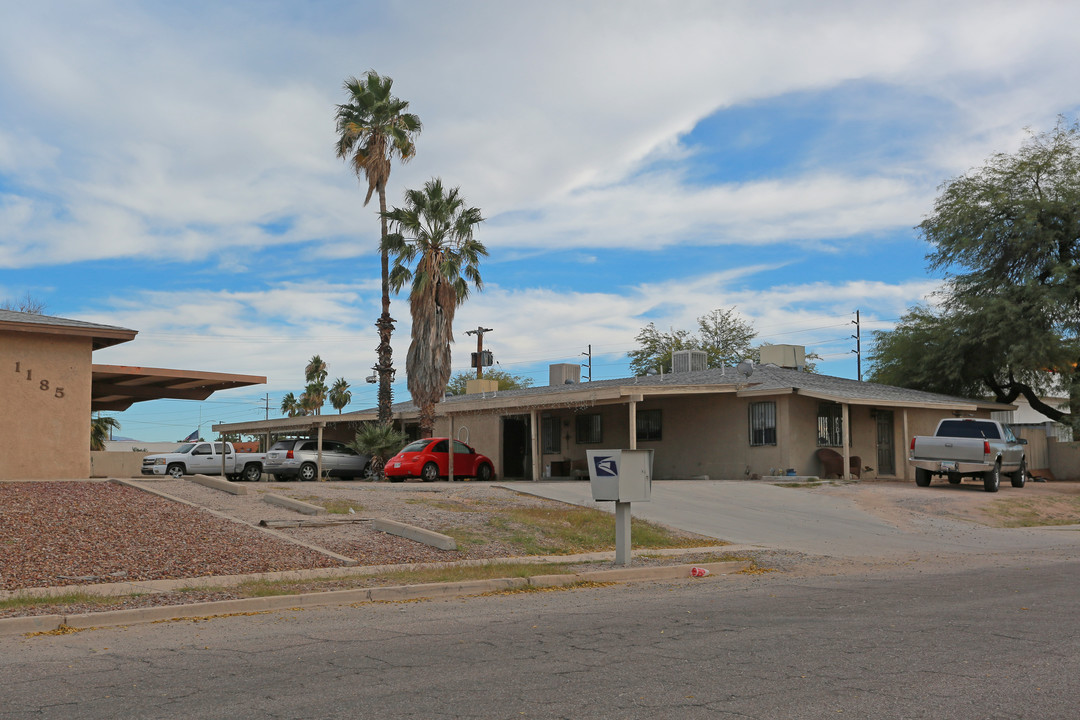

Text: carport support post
xmin=842 ymin=403 xmax=851 ymax=481
xmin=448 ymin=415 xmax=455 ymax=482
xmin=615 ymin=501 xmax=632 ymax=566
xmin=530 ymin=408 xmax=541 ymax=481
xmin=316 ymin=423 xmax=323 ymax=481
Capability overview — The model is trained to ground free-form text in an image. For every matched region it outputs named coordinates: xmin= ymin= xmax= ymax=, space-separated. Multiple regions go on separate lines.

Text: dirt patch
xmin=811 ymin=479 xmax=1080 ymax=528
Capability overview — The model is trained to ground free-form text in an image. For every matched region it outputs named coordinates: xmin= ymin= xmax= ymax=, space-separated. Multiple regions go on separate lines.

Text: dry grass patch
xmin=983 ymin=495 xmax=1080 ymax=527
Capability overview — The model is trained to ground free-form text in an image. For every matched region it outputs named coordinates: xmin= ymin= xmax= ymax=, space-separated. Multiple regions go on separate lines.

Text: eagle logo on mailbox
xmin=593 ymin=455 xmax=618 ymax=477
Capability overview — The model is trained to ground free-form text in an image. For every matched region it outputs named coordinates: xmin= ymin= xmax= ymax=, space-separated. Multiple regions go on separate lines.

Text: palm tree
xmin=304 ymin=381 xmax=328 ymax=415
xmin=280 ymin=392 xmax=300 ymax=417
xmin=335 ymin=71 xmax=422 ymax=427
xmin=90 ymin=415 xmax=120 ymax=451
xmin=329 ymin=377 xmax=352 ymax=414
xmin=349 ymin=422 xmax=408 ymax=481
xmin=305 ymin=354 xmax=328 ymax=384
xmin=383 ymin=178 xmax=486 ymax=437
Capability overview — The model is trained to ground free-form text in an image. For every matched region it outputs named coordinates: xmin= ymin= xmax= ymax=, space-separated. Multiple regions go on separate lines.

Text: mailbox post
xmin=586 ymin=449 xmax=653 ymax=566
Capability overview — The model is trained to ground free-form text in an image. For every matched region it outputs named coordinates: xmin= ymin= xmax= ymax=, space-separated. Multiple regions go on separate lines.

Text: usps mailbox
xmin=586 ymin=449 xmax=653 ymax=566
xmin=586 ymin=449 xmax=653 ymax=502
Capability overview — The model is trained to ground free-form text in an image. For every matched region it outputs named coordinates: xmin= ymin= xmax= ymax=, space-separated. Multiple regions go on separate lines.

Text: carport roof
xmin=92 ymin=364 xmax=266 ymax=412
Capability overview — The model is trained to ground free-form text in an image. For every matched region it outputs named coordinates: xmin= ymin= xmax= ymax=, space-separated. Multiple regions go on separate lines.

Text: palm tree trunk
xmin=376 ymin=186 xmax=395 ymax=425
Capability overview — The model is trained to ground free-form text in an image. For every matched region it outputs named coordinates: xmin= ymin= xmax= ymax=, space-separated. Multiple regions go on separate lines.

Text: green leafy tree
xmin=335 ymin=71 xmax=422 ymax=427
xmin=871 ymin=119 xmax=1080 ymax=428
xmin=90 ymin=415 xmax=120 ymax=451
xmin=383 ymin=178 xmax=487 ymax=437
xmin=628 ymin=307 xmax=757 ymax=375
xmin=349 ymin=422 xmax=408 ymax=481
xmin=329 ymin=377 xmax=353 ymax=413
xmin=446 ymin=369 xmax=533 ymax=395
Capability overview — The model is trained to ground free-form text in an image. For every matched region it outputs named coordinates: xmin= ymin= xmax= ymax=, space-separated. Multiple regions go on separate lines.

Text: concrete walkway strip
xmin=0 ymin=560 xmax=748 ymax=636
xmin=263 ymin=493 xmax=326 ymax=515
xmin=373 ymin=519 xmax=457 ymax=550
xmin=190 ymin=474 xmax=247 ymax=495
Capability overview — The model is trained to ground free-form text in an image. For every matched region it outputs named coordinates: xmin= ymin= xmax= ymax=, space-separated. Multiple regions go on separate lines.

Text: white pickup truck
xmin=141 ymin=441 xmax=266 ymax=481
xmin=909 ymin=418 xmax=1027 ymax=493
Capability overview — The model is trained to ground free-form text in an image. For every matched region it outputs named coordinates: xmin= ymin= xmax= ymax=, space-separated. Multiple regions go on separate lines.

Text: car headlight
xmin=156 ymin=458 xmax=166 ymax=465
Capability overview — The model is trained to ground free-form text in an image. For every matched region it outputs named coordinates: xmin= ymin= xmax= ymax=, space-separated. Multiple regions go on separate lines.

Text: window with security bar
xmin=817 ymin=403 xmax=845 ymax=447
xmin=636 ymin=409 xmax=662 ymax=441
xmin=749 ymin=402 xmax=776 ymax=446
xmin=575 ymin=413 xmax=602 ymax=444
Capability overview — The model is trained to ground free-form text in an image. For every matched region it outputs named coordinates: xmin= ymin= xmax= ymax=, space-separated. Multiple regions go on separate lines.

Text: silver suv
xmin=264 ymin=439 xmax=369 ymax=481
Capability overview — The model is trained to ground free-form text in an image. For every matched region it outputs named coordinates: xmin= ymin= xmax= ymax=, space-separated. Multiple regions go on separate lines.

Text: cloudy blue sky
xmin=3 ymin=1 xmax=1079 ymax=441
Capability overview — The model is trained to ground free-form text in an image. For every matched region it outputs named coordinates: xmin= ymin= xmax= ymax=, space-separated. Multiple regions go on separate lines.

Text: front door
xmin=502 ymin=416 xmax=531 ymax=480
xmin=876 ymin=411 xmax=895 ymax=476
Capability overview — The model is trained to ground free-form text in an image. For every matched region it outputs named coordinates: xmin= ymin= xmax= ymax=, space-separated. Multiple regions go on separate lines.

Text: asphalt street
xmin=3 ymin=559 xmax=1077 ymax=719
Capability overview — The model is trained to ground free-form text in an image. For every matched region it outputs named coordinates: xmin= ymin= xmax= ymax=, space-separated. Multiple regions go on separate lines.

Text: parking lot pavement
xmin=504 ymin=480 xmax=1080 ymax=558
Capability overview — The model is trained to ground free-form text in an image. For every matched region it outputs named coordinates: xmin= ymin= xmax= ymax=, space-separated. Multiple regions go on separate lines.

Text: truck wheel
xmin=947 ymin=472 xmax=962 ymax=485
xmin=243 ymin=464 xmax=262 ymax=482
xmin=915 ymin=468 xmax=931 ymax=487
xmin=983 ymin=462 xmax=1001 ymax=493
xmin=1011 ymin=458 xmax=1027 ymax=488
xmin=299 ymin=462 xmax=318 ymax=482
xmin=167 ymin=463 xmax=185 ymax=479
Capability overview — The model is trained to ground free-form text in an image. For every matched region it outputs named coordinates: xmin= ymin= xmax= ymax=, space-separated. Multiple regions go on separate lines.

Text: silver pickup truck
xmin=141 ymin=441 xmax=266 ymax=481
xmin=909 ymin=418 xmax=1027 ymax=493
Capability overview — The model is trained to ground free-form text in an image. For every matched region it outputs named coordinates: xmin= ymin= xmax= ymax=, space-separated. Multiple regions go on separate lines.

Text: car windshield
xmin=401 ymin=440 xmax=429 ymax=453
xmin=936 ymin=420 xmax=1001 ymax=439
xmin=270 ymin=440 xmax=295 ymax=451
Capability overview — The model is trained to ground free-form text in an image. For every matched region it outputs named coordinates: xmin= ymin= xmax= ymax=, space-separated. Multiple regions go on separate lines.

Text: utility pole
xmin=851 ymin=309 xmax=862 ymax=382
xmin=264 ymin=393 xmax=270 ymax=421
xmin=466 ymin=327 xmax=494 ymax=379
xmin=581 ymin=344 xmax=592 ymax=381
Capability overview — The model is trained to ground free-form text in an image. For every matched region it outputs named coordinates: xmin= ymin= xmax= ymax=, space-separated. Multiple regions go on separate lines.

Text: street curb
xmin=191 ymin=474 xmax=248 ymax=495
xmin=373 ymin=519 xmax=457 ymax=550
xmin=0 ymin=561 xmax=748 ymax=636
xmin=263 ymin=493 xmax=326 ymax=515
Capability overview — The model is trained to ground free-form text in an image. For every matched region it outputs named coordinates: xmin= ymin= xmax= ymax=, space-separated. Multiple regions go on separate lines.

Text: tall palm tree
xmin=280 ymin=392 xmax=300 ymax=417
xmin=305 ymin=354 xmax=328 ymax=384
xmin=383 ymin=178 xmax=486 ymax=437
xmin=335 ymin=71 xmax=422 ymax=427
xmin=329 ymin=377 xmax=352 ymax=414
xmin=90 ymin=415 xmax=120 ymax=451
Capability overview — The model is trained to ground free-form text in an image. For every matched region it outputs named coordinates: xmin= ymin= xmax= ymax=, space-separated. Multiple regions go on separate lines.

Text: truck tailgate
xmin=912 ymin=437 xmax=987 ymax=463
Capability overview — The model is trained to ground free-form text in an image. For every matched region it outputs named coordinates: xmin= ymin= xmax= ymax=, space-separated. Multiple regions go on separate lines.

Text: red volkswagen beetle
xmin=384 ymin=438 xmax=495 ymax=482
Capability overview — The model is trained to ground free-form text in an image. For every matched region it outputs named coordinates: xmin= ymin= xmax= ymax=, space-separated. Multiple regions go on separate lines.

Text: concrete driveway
xmin=502 ymin=480 xmax=1080 ymax=558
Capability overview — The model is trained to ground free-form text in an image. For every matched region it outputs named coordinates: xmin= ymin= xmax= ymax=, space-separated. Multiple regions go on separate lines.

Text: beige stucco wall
xmin=1047 ymin=438 xmax=1080 ymax=480
xmin=0 ymin=330 xmax=92 ymax=480
xmin=90 ymin=451 xmax=148 ymax=478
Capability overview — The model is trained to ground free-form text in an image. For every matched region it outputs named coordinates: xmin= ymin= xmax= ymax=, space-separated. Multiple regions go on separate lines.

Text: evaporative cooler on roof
xmin=672 ymin=350 xmax=708 ymax=373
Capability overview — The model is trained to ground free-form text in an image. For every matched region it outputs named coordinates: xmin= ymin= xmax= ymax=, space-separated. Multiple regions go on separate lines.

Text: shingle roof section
xmin=0 ymin=309 xmax=134 ymax=334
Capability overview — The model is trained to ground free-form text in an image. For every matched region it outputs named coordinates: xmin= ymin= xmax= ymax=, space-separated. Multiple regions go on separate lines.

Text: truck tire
xmin=298 ymin=462 xmax=318 ymax=482
xmin=947 ymin=472 xmax=962 ymax=485
xmin=983 ymin=462 xmax=1001 ymax=493
xmin=242 ymin=464 xmax=262 ymax=482
xmin=167 ymin=463 xmax=185 ymax=479
xmin=915 ymin=468 xmax=931 ymax=487
xmin=1011 ymin=458 xmax=1027 ymax=488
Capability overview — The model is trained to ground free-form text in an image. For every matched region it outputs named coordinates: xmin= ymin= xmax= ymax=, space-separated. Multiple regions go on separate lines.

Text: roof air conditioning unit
xmin=672 ymin=350 xmax=707 ymax=374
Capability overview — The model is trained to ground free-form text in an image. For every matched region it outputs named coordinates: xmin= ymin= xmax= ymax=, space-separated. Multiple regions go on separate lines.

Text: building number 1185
xmin=14 ymin=362 xmax=65 ymax=398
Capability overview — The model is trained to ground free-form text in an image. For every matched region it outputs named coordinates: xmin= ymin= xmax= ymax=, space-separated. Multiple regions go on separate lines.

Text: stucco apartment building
xmin=217 ymin=348 xmax=1012 ymax=482
xmin=1 ymin=310 xmax=264 ymax=480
